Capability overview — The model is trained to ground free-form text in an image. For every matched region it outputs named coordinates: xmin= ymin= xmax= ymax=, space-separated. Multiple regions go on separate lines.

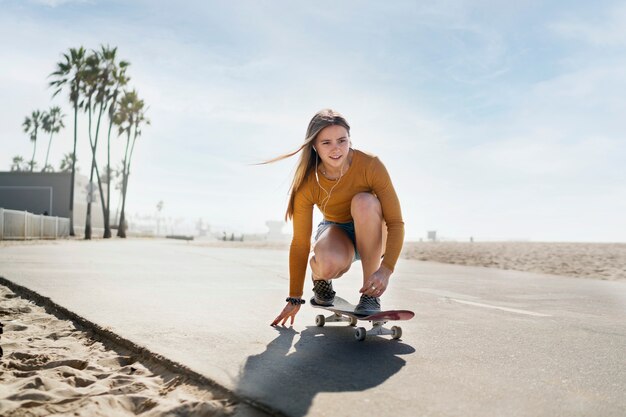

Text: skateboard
xmin=311 ymin=296 xmax=414 ymax=341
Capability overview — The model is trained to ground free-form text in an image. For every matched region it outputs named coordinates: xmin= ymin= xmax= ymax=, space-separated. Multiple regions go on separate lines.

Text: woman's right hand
xmin=271 ymin=302 xmax=301 ymax=326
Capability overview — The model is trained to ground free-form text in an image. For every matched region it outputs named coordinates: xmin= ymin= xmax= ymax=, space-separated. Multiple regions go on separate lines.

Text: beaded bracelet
xmin=286 ymin=297 xmax=306 ymax=305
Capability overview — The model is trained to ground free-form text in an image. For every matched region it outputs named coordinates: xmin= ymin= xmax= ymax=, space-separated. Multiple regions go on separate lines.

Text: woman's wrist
xmin=378 ymin=264 xmax=393 ymax=278
xmin=286 ymin=297 xmax=306 ymax=305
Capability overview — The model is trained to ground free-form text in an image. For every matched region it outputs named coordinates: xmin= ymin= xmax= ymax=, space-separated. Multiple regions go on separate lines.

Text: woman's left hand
xmin=360 ymin=265 xmax=392 ymax=297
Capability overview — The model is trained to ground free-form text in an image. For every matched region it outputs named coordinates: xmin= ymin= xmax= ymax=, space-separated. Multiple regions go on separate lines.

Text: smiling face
xmin=313 ymin=124 xmax=351 ymax=175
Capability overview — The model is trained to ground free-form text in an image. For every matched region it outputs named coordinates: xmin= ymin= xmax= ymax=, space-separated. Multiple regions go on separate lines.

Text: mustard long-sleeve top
xmin=289 ymin=149 xmax=404 ymax=297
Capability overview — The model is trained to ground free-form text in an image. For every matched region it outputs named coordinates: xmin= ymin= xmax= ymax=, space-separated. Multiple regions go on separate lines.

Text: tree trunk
xmin=84 ymin=102 xmax=94 ymax=240
xmin=118 ymin=170 xmax=129 ymax=238
xmin=85 ymin=198 xmax=92 ymax=239
xmin=69 ymin=104 xmax=78 ymax=236
xmin=84 ymin=98 xmax=109 ymax=240
xmin=92 ymin=103 xmax=108 ymax=239
xmin=119 ymin=126 xmax=139 ymax=239
xmin=104 ymin=117 xmax=114 ymax=238
xmin=117 ymin=172 xmax=129 ymax=238
xmin=30 ymin=140 xmax=37 ymax=172
xmin=43 ymin=131 xmax=53 ymax=171
xmin=117 ymin=130 xmax=132 ymax=238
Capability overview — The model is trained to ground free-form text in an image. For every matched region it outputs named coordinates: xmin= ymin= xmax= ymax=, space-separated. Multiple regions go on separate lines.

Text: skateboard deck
xmin=311 ymin=296 xmax=414 ymax=341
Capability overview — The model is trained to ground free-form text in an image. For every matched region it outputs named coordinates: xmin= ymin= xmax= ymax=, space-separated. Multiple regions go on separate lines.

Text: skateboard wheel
xmin=349 ymin=317 xmax=358 ymax=327
xmin=315 ymin=315 xmax=325 ymax=327
xmin=391 ymin=326 xmax=402 ymax=340
xmin=355 ymin=327 xmax=367 ymax=341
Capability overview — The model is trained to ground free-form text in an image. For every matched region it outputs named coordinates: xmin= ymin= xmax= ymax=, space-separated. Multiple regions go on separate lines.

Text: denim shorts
xmin=314 ymin=220 xmax=360 ymax=262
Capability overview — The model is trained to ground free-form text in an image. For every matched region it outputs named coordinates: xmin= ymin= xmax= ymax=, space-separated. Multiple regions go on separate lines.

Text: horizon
xmin=1 ymin=1 xmax=624 ymax=242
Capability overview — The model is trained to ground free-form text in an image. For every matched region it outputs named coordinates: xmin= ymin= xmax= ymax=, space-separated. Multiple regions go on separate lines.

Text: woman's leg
xmin=351 ymin=193 xmax=386 ymax=284
xmin=310 ymin=225 xmax=355 ymax=280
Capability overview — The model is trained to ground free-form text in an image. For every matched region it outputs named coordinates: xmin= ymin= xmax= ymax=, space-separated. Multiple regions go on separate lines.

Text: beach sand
xmin=191 ymin=239 xmax=626 ymax=281
xmin=402 ymin=241 xmax=626 ymax=281
xmin=5 ymin=238 xmax=623 ymax=282
xmin=0 ymin=284 xmax=267 ymax=417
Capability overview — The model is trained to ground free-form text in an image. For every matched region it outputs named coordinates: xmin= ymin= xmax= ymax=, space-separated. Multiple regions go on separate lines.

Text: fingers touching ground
xmin=271 ymin=304 xmax=301 ymax=326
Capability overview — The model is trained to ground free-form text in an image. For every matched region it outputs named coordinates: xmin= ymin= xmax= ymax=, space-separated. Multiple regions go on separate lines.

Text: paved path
xmin=1 ymin=239 xmax=625 ymax=416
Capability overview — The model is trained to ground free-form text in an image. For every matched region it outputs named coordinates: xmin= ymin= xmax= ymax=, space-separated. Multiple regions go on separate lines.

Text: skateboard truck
xmin=311 ymin=296 xmax=413 ymax=342
xmin=316 ymin=312 xmax=358 ymax=327
xmin=357 ymin=321 xmax=402 ymax=341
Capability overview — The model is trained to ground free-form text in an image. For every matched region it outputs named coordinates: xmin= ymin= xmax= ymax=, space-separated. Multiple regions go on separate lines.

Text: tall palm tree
xmin=41 ymin=106 xmax=65 ymax=172
xmin=81 ymin=46 xmax=128 ymax=239
xmin=49 ymin=46 xmax=86 ymax=236
xmin=114 ymin=89 xmax=149 ymax=238
xmin=101 ymin=45 xmax=130 ymax=238
xmin=81 ymin=50 xmax=106 ymax=240
xmin=23 ymin=110 xmax=44 ymax=172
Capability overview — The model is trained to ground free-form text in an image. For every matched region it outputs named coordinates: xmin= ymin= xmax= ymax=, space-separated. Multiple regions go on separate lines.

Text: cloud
xmin=550 ymin=3 xmax=626 ymax=46
xmin=27 ymin=0 xmax=91 ymax=7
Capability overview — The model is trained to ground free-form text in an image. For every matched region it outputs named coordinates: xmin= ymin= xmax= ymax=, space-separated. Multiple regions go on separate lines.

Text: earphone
xmin=314 ymin=148 xmax=345 ymax=213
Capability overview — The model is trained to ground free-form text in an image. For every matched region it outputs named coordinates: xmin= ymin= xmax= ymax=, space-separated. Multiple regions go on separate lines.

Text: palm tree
xmin=10 ymin=155 xmax=26 ymax=172
xmin=81 ymin=46 xmax=128 ymax=239
xmin=23 ymin=110 xmax=44 ymax=172
xmin=114 ymin=90 xmax=149 ymax=238
xmin=49 ymin=47 xmax=86 ymax=236
xmin=59 ymin=153 xmax=76 ymax=172
xmin=101 ymin=46 xmax=130 ymax=238
xmin=80 ymin=50 xmax=106 ymax=239
xmin=41 ymin=106 xmax=65 ymax=172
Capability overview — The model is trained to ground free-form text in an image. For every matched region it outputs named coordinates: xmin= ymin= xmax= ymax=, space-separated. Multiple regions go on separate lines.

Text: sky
xmin=1 ymin=0 xmax=625 ymax=241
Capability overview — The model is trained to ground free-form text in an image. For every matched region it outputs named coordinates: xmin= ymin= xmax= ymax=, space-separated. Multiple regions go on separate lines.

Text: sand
xmin=0 ymin=284 xmax=268 ymax=417
xmin=191 ymin=239 xmax=626 ymax=281
xmin=5 ymin=238 xmax=623 ymax=282
xmin=402 ymin=241 xmax=626 ymax=281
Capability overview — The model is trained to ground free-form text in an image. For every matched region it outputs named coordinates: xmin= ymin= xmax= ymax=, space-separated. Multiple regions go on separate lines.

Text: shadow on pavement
xmin=236 ymin=326 xmax=416 ymax=416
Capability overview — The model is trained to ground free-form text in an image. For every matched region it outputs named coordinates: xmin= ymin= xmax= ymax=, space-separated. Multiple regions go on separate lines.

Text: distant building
xmin=0 ymin=171 xmax=106 ymax=235
xmin=266 ymin=220 xmax=290 ymax=241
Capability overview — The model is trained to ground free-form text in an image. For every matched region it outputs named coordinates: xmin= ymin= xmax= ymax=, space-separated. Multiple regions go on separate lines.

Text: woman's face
xmin=313 ymin=124 xmax=351 ymax=171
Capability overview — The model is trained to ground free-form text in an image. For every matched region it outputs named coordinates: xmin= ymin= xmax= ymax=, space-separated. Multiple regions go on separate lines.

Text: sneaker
xmin=311 ymin=279 xmax=335 ymax=306
xmin=355 ymin=294 xmax=381 ymax=314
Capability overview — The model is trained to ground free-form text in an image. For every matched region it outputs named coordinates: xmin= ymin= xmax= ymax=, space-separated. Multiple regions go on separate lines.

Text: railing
xmin=0 ymin=207 xmax=69 ymax=240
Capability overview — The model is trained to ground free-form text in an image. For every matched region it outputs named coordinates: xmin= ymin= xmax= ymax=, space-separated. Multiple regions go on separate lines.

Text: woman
xmin=269 ymin=109 xmax=404 ymax=326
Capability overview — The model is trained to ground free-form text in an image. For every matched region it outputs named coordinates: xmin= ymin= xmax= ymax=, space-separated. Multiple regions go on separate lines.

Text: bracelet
xmin=286 ymin=297 xmax=305 ymax=305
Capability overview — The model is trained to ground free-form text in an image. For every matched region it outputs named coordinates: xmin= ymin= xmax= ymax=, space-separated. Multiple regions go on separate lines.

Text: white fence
xmin=0 ymin=207 xmax=70 ymax=240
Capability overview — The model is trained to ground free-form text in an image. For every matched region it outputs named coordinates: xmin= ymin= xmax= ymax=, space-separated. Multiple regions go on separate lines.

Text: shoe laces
xmin=358 ymin=294 xmax=380 ymax=309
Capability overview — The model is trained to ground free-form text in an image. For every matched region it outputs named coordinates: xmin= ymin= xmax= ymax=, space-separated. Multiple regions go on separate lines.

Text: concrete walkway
xmin=1 ymin=239 xmax=625 ymax=416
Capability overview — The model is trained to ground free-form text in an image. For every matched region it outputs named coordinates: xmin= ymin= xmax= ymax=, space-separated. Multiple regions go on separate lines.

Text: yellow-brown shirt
xmin=289 ymin=149 xmax=404 ymax=297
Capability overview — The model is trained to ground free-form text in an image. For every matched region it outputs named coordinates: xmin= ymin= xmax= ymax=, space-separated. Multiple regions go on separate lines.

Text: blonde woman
xmin=269 ymin=109 xmax=404 ymax=326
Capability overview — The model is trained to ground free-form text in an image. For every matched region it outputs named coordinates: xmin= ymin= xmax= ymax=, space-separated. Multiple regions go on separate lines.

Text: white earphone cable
xmin=315 ymin=154 xmax=344 ymax=213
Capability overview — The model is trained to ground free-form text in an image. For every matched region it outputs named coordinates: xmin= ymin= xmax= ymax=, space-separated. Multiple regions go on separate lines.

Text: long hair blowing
xmin=260 ymin=109 xmax=351 ymax=220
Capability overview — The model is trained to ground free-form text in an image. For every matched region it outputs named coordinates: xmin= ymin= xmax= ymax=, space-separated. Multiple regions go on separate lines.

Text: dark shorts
xmin=314 ymin=220 xmax=360 ymax=262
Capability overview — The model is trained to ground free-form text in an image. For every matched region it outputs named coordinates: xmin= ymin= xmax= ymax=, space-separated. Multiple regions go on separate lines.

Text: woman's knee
xmin=351 ymin=192 xmax=382 ymax=220
xmin=310 ymin=253 xmax=351 ymax=279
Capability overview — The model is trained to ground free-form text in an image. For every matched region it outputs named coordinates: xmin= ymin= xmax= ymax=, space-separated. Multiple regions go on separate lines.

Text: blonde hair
xmin=262 ymin=109 xmax=351 ymax=220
